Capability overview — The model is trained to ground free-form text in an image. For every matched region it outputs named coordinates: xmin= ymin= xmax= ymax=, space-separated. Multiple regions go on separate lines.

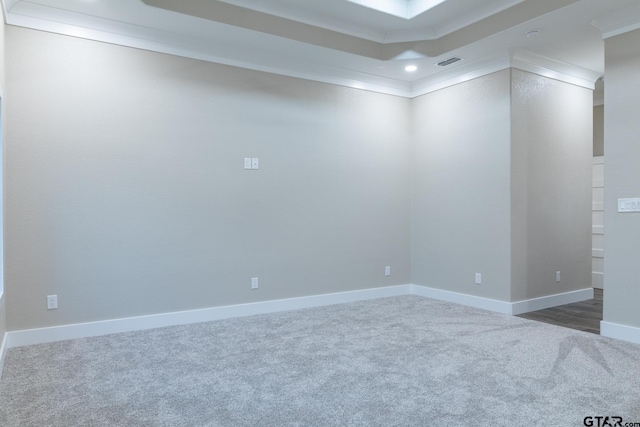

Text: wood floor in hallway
xmin=516 ymin=289 xmax=603 ymax=334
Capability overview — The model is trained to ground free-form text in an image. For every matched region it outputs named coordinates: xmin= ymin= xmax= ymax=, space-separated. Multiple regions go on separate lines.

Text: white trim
xmin=592 ymin=248 xmax=604 ymax=258
xmin=510 ymin=288 xmax=594 ymax=315
xmin=601 ymin=321 xmax=640 ymax=345
xmin=592 ymin=3 xmax=640 ymax=40
xmin=4 ymin=12 xmax=413 ymax=98
xmin=410 ymin=285 xmax=594 ymax=316
xmin=0 ymin=285 xmax=606 ymax=349
xmin=2 ymin=6 xmax=600 ymax=99
xmin=592 ymin=272 xmax=604 ymax=289
xmin=410 ymin=284 xmax=513 ymax=314
xmin=510 ymin=49 xmax=599 ymax=90
xmin=6 ymin=285 xmax=412 ymax=348
xmin=411 ymin=54 xmax=511 ymax=98
xmin=2 ymin=0 xmax=19 ymax=14
xmin=0 ymin=332 xmax=7 ymax=379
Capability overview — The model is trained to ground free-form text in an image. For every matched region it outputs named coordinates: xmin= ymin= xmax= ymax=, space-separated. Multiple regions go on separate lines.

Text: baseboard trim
xmin=600 ymin=321 xmax=640 ymax=345
xmin=2 ymin=284 xmax=604 ymax=349
xmin=410 ymin=285 xmax=513 ymax=314
xmin=0 ymin=332 xmax=7 ymax=379
xmin=510 ymin=288 xmax=594 ymax=315
xmin=410 ymin=285 xmax=594 ymax=316
xmin=6 ymin=285 xmax=412 ymax=348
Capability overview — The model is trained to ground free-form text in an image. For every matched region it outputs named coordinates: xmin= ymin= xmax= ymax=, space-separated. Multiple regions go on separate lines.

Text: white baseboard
xmin=410 ymin=284 xmax=513 ymax=314
xmin=6 ymin=285 xmax=412 ymax=348
xmin=510 ymin=288 xmax=594 ymax=315
xmin=1 ymin=284 xmax=603 ymax=350
xmin=600 ymin=321 xmax=640 ymax=345
xmin=410 ymin=285 xmax=594 ymax=316
xmin=0 ymin=332 xmax=7 ymax=379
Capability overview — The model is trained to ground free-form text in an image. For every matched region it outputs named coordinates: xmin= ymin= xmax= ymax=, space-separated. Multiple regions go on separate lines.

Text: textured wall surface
xmin=603 ymin=29 xmax=640 ymax=329
xmin=510 ymin=69 xmax=592 ymax=302
xmin=411 ymin=70 xmax=512 ymax=302
xmin=0 ymin=4 xmax=7 ymax=342
xmin=5 ymin=27 xmax=411 ymax=330
xmin=593 ymin=105 xmax=604 ymax=157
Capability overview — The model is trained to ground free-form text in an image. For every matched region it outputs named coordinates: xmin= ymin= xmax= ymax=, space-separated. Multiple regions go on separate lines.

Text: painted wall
xmin=593 ymin=105 xmax=604 ymax=156
xmin=411 ymin=70 xmax=512 ymax=302
xmin=0 ymin=3 xmax=7 ymax=343
xmin=602 ymin=28 xmax=640 ymax=329
xmin=412 ymin=69 xmax=591 ymax=303
xmin=5 ymin=27 xmax=411 ymax=331
xmin=510 ymin=69 xmax=592 ymax=302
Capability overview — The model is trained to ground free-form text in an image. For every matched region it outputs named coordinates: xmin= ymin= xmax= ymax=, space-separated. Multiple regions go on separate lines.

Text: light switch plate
xmin=244 ymin=158 xmax=252 ymax=170
xmin=618 ymin=198 xmax=640 ymax=213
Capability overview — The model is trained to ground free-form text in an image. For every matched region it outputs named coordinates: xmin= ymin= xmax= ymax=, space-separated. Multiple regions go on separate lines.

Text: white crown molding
xmin=2 ymin=2 xmax=602 ymax=98
xmin=510 ymin=49 xmax=600 ymax=90
xmin=592 ymin=2 xmax=640 ymax=39
xmin=410 ymin=53 xmax=511 ymax=98
xmin=5 ymin=10 xmax=413 ymax=97
xmin=3 ymin=0 xmax=19 ymax=13
xmin=409 ymin=49 xmax=599 ymax=98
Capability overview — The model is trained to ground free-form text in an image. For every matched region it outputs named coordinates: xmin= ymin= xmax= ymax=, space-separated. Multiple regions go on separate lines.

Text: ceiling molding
xmin=510 ymin=49 xmax=600 ymax=89
xmin=592 ymin=2 xmax=640 ymax=39
xmin=410 ymin=49 xmax=600 ymax=99
xmin=2 ymin=0 xmax=623 ymax=99
xmin=411 ymin=54 xmax=511 ymax=98
xmin=142 ymin=0 xmax=580 ymax=60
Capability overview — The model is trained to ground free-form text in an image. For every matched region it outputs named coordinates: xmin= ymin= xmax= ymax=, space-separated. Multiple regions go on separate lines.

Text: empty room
xmin=0 ymin=0 xmax=639 ymax=425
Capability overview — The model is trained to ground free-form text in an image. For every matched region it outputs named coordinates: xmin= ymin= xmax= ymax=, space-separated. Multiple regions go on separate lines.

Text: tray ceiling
xmin=3 ymin=0 xmax=640 ymax=97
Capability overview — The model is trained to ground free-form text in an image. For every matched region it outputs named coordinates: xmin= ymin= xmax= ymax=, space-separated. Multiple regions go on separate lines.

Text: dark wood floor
xmin=516 ymin=289 xmax=603 ymax=334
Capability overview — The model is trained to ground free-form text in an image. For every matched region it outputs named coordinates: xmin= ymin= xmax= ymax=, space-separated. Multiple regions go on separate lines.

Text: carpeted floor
xmin=1 ymin=295 xmax=639 ymax=426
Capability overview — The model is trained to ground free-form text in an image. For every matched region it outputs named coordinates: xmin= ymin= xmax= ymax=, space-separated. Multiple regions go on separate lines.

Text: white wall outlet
xmin=251 ymin=158 xmax=259 ymax=170
xmin=251 ymin=277 xmax=259 ymax=289
xmin=47 ymin=295 xmax=58 ymax=310
xmin=385 ymin=266 xmax=391 ymax=276
xmin=244 ymin=157 xmax=252 ymax=170
xmin=556 ymin=271 xmax=561 ymax=282
xmin=475 ymin=273 xmax=482 ymax=285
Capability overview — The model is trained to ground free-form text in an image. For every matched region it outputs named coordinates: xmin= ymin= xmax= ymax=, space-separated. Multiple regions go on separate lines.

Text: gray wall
xmin=603 ymin=29 xmax=640 ymax=329
xmin=412 ymin=69 xmax=592 ymax=303
xmin=5 ymin=27 xmax=411 ymax=331
xmin=510 ymin=69 xmax=592 ymax=302
xmin=3 ymin=25 xmax=596 ymax=332
xmin=593 ymin=105 xmax=604 ymax=156
xmin=0 ymin=4 xmax=6 ymax=341
xmin=411 ymin=70 xmax=513 ymax=302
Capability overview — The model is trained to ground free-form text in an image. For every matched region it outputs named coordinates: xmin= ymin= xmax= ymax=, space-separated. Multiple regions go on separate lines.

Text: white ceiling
xmin=3 ymin=0 xmax=640 ymax=97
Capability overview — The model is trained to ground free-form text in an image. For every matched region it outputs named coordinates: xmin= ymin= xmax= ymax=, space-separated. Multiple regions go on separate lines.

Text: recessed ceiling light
xmin=405 ymin=65 xmax=418 ymax=72
xmin=526 ymin=30 xmax=541 ymax=38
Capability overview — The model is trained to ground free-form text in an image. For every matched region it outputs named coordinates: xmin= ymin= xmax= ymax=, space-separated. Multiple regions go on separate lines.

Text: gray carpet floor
xmin=1 ymin=295 xmax=639 ymax=426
